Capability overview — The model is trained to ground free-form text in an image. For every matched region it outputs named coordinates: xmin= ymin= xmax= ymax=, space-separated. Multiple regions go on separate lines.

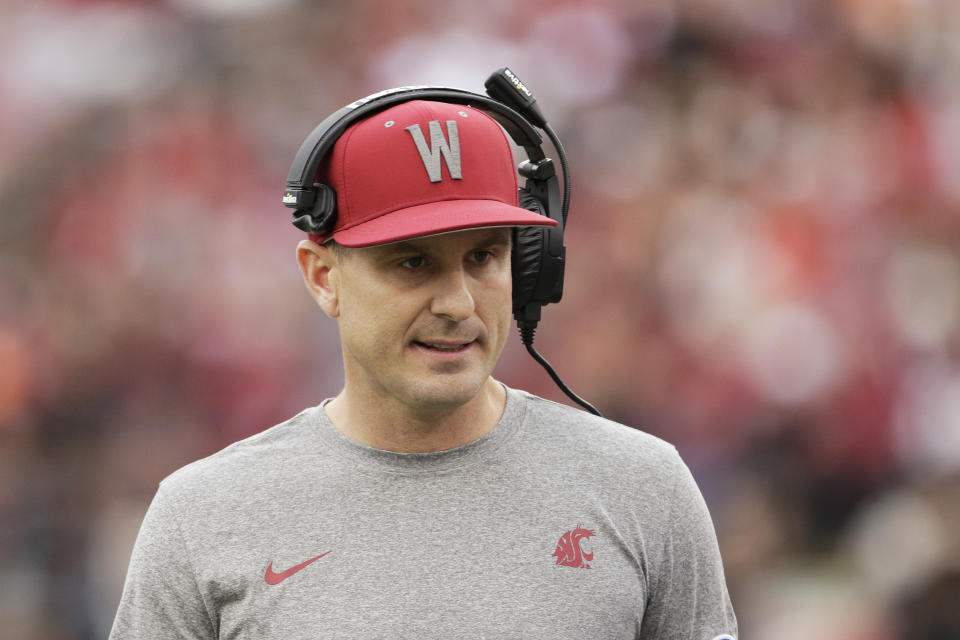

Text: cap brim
xmin=331 ymin=199 xmax=558 ymax=248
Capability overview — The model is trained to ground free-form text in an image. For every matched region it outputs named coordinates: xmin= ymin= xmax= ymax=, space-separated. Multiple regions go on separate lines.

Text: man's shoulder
xmin=157 ymin=405 xmax=322 ymax=499
xmin=515 ymin=389 xmax=681 ymax=470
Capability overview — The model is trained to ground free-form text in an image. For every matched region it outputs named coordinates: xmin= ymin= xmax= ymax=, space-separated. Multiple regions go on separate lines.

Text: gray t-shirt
xmin=110 ymin=386 xmax=737 ymax=639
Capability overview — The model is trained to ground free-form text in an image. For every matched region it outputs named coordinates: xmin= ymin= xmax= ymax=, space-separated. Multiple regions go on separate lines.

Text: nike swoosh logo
xmin=264 ymin=551 xmax=331 ymax=585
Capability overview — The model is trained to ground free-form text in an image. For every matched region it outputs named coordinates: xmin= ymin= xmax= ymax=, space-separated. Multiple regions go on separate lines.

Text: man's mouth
xmin=413 ymin=340 xmax=474 ymax=352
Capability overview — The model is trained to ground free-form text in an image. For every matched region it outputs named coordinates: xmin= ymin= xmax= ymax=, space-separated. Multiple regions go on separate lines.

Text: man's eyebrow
xmin=380 ymin=229 xmax=512 ymax=254
xmin=475 ymin=228 xmax=513 ymax=246
xmin=375 ymin=240 xmax=426 ymax=256
xmin=460 ymin=228 xmax=512 ymax=250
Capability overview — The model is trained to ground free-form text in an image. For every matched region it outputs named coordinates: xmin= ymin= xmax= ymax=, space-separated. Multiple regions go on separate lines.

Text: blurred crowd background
xmin=2 ymin=0 xmax=960 ymax=638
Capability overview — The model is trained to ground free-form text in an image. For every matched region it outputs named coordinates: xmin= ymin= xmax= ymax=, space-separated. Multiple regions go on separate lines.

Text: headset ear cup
xmin=518 ymin=187 xmax=546 ymax=217
xmin=513 ymin=189 xmax=547 ymax=313
xmin=290 ymin=184 xmax=337 ymax=235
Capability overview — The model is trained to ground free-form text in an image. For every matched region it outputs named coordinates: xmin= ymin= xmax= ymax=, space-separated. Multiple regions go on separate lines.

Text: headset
xmin=283 ymin=67 xmax=600 ymax=416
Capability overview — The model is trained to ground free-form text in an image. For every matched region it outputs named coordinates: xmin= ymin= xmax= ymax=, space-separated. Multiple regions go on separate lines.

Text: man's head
xmin=296 ymin=99 xmax=555 ymax=415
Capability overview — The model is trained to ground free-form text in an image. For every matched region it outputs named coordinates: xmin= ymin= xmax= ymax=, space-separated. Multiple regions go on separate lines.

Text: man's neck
xmin=323 ymin=378 xmax=507 ymax=453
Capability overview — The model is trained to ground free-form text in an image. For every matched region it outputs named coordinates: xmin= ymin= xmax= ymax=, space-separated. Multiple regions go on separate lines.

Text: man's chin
xmin=402 ymin=376 xmax=493 ymax=413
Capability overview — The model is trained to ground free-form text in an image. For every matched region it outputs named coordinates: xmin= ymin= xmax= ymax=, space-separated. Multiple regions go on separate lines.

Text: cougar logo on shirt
xmin=552 ymin=524 xmax=595 ymax=569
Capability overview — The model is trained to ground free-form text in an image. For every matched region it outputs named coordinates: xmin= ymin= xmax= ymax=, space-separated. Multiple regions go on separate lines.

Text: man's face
xmin=319 ymin=227 xmax=513 ymax=415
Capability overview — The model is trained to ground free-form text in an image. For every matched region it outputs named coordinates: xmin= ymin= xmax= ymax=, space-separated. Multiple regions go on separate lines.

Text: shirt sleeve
xmin=639 ymin=452 xmax=738 ymax=640
xmin=109 ymin=484 xmax=217 ymax=640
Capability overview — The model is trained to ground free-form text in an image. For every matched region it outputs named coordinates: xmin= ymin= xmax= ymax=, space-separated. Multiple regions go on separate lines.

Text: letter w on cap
xmin=405 ymin=120 xmax=462 ymax=183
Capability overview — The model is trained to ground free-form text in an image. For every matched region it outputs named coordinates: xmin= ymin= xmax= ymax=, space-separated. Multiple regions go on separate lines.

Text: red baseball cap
xmin=312 ymin=99 xmax=557 ymax=247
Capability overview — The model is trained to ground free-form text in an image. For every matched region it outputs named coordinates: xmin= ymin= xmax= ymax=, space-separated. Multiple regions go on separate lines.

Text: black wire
xmin=520 ymin=327 xmax=601 ymax=416
xmin=524 ymin=118 xmax=594 ymax=414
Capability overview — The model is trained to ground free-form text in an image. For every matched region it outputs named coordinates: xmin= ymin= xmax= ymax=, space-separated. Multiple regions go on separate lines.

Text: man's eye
xmin=471 ymin=250 xmax=493 ymax=264
xmin=400 ymin=256 xmax=426 ymax=269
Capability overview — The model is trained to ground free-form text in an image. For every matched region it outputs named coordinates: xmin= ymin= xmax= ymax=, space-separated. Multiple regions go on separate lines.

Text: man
xmin=110 ymin=96 xmax=737 ymax=638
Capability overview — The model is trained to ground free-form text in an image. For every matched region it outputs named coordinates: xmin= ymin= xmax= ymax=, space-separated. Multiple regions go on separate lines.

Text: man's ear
xmin=297 ymin=239 xmax=340 ymax=318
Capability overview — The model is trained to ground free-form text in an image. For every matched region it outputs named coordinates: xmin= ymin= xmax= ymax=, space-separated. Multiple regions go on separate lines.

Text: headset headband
xmin=284 ymin=86 xmax=545 ymax=194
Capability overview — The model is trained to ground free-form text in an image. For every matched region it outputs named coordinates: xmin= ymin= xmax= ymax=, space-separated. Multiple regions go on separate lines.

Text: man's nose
xmin=429 ymin=267 xmax=475 ymax=322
